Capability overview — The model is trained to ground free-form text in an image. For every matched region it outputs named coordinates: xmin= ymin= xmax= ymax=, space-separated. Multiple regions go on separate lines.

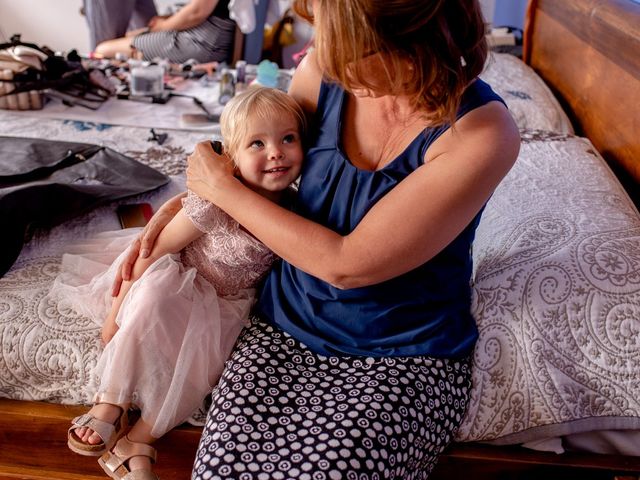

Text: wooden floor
xmin=1 ymin=398 xmax=639 ymax=480
xmin=0 ymin=399 xmax=199 ymax=479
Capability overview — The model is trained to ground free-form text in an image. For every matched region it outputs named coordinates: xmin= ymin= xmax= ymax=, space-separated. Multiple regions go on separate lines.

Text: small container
xmin=244 ymin=64 xmax=258 ymax=85
xmin=235 ymin=60 xmax=247 ymax=84
xmin=218 ymin=68 xmax=235 ymax=105
xmin=130 ymin=64 xmax=164 ymax=97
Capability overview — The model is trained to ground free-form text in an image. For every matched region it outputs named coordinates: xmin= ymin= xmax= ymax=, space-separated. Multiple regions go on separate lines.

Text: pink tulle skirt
xmin=50 ymin=229 xmax=254 ymax=437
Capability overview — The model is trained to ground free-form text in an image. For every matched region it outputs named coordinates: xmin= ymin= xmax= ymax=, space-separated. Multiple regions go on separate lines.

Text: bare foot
xmin=75 ymin=403 xmax=123 ymax=445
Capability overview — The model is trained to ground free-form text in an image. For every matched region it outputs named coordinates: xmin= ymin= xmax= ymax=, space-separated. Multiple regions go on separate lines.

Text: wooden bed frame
xmin=523 ymin=0 xmax=640 ymax=201
xmin=1 ymin=0 xmax=639 ymax=478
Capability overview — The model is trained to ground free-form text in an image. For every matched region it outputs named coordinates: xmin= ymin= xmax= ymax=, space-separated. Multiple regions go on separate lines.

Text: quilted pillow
xmin=481 ymin=53 xmax=575 ymax=134
xmin=456 ymin=130 xmax=640 ymax=444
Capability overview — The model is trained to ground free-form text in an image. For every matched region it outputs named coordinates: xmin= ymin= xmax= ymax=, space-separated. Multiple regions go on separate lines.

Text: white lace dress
xmin=50 ymin=192 xmax=277 ymax=437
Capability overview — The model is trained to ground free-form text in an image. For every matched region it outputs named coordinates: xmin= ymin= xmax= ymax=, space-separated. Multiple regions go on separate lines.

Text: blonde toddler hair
xmin=220 ymin=86 xmax=307 ymax=161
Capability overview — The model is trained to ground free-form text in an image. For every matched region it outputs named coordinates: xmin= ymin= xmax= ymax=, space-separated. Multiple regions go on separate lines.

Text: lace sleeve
xmin=181 ymin=190 xmax=224 ymax=233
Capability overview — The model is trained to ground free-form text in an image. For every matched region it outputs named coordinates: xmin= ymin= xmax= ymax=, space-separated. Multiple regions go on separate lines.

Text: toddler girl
xmin=62 ymin=86 xmax=305 ymax=480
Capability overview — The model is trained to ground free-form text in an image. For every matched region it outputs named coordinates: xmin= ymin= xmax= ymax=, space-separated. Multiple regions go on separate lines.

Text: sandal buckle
xmin=73 ymin=414 xmax=93 ymax=426
xmin=102 ymin=454 xmax=121 ymax=473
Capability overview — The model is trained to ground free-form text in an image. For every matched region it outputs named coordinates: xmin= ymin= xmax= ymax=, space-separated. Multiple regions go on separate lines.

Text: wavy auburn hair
xmin=294 ymin=0 xmax=488 ymax=125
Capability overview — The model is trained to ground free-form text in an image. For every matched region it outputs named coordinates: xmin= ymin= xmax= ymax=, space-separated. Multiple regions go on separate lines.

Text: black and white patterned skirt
xmin=192 ymin=319 xmax=472 ymax=480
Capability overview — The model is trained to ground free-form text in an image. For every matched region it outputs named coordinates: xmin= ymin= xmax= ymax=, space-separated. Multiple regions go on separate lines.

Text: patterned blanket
xmin=1 ymin=54 xmax=638 ymax=446
xmin=458 ymin=131 xmax=640 ymax=444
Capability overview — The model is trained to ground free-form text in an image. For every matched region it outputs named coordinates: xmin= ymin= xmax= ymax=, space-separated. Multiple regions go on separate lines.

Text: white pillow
xmin=481 ymin=53 xmax=575 ymax=134
xmin=457 ymin=131 xmax=640 ymax=444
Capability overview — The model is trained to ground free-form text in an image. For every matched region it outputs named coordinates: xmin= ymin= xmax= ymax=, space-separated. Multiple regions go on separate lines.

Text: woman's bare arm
xmin=287 ymin=51 xmax=322 ymax=117
xmin=186 ymin=102 xmax=520 ymax=289
xmin=111 ymin=192 xmax=187 ymax=296
xmin=150 ymin=0 xmax=219 ymax=32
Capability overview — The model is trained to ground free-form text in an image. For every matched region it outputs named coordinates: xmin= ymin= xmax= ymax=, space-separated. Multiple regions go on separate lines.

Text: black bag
xmin=0 ymin=136 xmax=170 ymax=277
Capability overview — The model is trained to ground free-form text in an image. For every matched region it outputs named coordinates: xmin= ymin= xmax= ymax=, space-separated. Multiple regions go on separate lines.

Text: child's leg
xmin=123 ymin=419 xmax=157 ymax=472
xmin=101 ymin=304 xmax=121 ymax=345
xmin=101 ymin=283 xmax=130 ymax=345
xmin=94 ymin=36 xmax=137 ymax=59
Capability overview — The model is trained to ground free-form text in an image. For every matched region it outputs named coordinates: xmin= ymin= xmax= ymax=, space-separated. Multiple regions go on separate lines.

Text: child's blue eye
xmin=283 ymin=134 xmax=296 ymax=144
xmin=250 ymin=140 xmax=264 ymax=148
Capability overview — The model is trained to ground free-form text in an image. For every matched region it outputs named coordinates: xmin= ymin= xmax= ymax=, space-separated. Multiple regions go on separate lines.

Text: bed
xmin=1 ymin=0 xmax=640 ymax=478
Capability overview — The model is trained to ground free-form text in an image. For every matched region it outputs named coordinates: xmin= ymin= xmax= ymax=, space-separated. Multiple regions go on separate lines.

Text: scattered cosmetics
xmin=130 ymin=64 xmax=164 ymax=97
xmin=218 ymin=68 xmax=236 ymax=105
xmin=235 ymin=60 xmax=247 ymax=84
xmin=3 ymin=49 xmax=291 ymax=115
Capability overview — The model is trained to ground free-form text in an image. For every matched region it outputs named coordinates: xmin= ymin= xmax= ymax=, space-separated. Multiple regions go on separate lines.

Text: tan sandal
xmin=98 ymin=435 xmax=159 ymax=480
xmin=68 ymin=406 xmax=129 ymax=457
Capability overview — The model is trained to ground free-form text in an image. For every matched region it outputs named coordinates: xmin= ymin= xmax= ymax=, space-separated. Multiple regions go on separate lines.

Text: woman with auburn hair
xmin=116 ymin=0 xmax=520 ymax=477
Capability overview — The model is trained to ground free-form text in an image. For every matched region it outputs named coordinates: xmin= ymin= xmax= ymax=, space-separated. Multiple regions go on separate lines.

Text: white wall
xmin=0 ymin=0 xmax=89 ymax=53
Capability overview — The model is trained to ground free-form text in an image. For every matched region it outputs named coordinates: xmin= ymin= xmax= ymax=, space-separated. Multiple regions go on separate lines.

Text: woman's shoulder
xmin=461 ymin=79 xmax=505 ymax=111
xmin=449 ymin=105 xmax=520 ymax=173
xmin=426 ymin=93 xmax=520 ymax=174
xmin=288 ymin=50 xmax=323 ymax=116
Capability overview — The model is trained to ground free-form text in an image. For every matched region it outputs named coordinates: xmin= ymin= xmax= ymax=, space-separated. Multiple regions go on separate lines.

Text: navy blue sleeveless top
xmin=257 ymin=79 xmax=505 ymax=358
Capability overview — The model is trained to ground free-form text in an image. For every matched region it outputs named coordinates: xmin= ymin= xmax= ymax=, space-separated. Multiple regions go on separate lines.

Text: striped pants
xmin=83 ymin=0 xmax=157 ymax=49
xmin=131 ymin=15 xmax=236 ymax=63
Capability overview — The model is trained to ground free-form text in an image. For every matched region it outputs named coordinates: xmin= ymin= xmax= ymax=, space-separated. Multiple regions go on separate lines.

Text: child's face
xmin=234 ymin=111 xmax=303 ymax=199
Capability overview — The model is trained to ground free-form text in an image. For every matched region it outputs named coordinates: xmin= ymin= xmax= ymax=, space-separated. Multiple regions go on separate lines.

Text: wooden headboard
xmin=523 ymin=0 xmax=640 ymax=194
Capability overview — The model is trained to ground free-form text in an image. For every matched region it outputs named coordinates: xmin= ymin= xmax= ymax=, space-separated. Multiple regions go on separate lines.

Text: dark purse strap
xmin=0 ymin=34 xmax=54 ymax=57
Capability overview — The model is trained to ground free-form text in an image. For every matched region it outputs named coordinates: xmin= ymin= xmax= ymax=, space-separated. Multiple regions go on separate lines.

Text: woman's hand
xmin=186 ymin=141 xmax=237 ymax=203
xmin=110 ymin=193 xmax=186 ymax=296
xmin=147 ymin=15 xmax=171 ymax=32
xmin=147 ymin=14 xmax=170 ymax=29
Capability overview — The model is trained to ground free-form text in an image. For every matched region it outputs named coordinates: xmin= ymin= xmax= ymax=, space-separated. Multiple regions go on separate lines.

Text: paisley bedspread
xmin=1 ymin=54 xmax=639 ymax=445
xmin=456 ymin=131 xmax=640 ymax=444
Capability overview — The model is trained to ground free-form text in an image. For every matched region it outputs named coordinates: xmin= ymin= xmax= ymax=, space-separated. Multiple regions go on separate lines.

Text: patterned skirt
xmin=192 ymin=319 xmax=472 ymax=480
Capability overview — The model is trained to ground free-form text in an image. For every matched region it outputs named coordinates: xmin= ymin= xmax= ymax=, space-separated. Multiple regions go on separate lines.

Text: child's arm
xmin=112 ymin=192 xmax=187 ymax=296
xmin=102 ymin=210 xmax=204 ymax=344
